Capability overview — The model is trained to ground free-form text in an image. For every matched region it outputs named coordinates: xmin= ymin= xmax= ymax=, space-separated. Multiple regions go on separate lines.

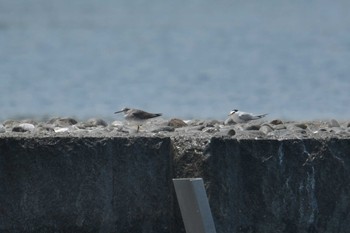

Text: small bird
xmin=114 ymin=107 xmax=162 ymax=132
xmin=228 ymin=109 xmax=267 ymax=123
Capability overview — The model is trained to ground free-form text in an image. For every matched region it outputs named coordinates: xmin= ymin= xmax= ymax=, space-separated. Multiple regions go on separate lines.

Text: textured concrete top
xmin=1 ymin=117 xmax=350 ymax=139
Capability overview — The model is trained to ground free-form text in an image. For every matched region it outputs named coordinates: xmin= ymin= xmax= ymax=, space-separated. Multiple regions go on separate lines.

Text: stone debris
xmin=0 ymin=118 xmax=349 ymax=139
xmin=328 ymin=119 xmax=341 ymax=128
xmin=79 ymin=118 xmax=108 ymax=128
xmin=12 ymin=123 xmax=35 ymax=132
xmin=167 ymin=118 xmax=188 ymax=128
xmin=259 ymin=124 xmax=274 ymax=134
xmin=244 ymin=125 xmax=261 ymax=131
xmin=270 ymin=119 xmax=284 ymax=125
xmin=294 ymin=123 xmax=308 ymax=129
xmin=0 ymin=124 xmax=5 ymax=133
xmin=47 ymin=117 xmax=78 ymax=127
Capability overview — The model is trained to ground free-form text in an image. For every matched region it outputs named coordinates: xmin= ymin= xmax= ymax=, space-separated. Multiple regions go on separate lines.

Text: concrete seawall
xmin=1 ymin=135 xmax=350 ymax=233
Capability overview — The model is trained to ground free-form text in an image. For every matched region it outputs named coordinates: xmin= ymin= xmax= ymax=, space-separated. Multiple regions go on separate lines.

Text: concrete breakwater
xmin=1 ymin=118 xmax=350 ymax=233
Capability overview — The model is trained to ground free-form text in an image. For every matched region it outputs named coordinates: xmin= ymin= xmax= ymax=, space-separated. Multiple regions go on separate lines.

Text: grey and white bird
xmin=114 ymin=107 xmax=162 ymax=132
xmin=228 ymin=109 xmax=267 ymax=123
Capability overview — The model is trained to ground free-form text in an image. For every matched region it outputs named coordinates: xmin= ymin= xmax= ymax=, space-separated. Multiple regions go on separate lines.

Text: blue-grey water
xmin=1 ymin=0 xmax=350 ymax=121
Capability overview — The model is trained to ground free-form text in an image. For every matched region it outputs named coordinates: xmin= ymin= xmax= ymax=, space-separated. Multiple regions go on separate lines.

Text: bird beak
xmin=228 ymin=111 xmax=234 ymax=116
xmin=114 ymin=110 xmax=124 ymax=114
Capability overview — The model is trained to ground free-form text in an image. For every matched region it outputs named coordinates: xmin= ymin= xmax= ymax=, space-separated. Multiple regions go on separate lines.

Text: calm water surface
xmin=1 ymin=0 xmax=350 ymax=121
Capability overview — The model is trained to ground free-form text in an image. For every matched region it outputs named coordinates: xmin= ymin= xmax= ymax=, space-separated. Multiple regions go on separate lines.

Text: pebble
xmin=202 ymin=127 xmax=219 ymax=134
xmin=294 ymin=123 xmax=308 ymax=129
xmin=329 ymin=127 xmax=343 ymax=134
xmin=47 ymin=117 xmax=78 ymax=127
xmin=328 ymin=119 xmax=340 ymax=128
xmin=224 ymin=117 xmax=236 ymax=125
xmin=274 ymin=124 xmax=287 ymax=130
xmin=12 ymin=123 xmax=35 ymax=132
xmin=259 ymin=124 xmax=274 ymax=134
xmin=213 ymin=128 xmax=236 ymax=137
xmin=0 ymin=118 xmax=349 ymax=139
xmin=83 ymin=118 xmax=108 ymax=127
xmin=54 ymin=127 xmax=70 ymax=133
xmin=226 ymin=129 xmax=236 ymax=136
xmin=37 ymin=126 xmax=55 ymax=133
xmin=3 ymin=120 xmax=20 ymax=127
xmin=0 ymin=124 xmax=5 ymax=133
xmin=245 ymin=125 xmax=261 ymax=131
xmin=270 ymin=119 xmax=283 ymax=125
xmin=151 ymin=126 xmax=175 ymax=133
xmin=168 ymin=118 xmax=187 ymax=128
xmin=111 ymin=120 xmax=124 ymax=127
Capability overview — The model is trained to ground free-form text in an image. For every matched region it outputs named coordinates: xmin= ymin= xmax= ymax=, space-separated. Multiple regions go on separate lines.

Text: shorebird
xmin=114 ymin=107 xmax=162 ymax=132
xmin=228 ymin=109 xmax=267 ymax=123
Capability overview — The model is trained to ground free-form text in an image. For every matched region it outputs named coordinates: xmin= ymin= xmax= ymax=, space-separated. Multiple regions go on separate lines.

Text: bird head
xmin=114 ymin=107 xmax=130 ymax=114
xmin=228 ymin=109 xmax=239 ymax=116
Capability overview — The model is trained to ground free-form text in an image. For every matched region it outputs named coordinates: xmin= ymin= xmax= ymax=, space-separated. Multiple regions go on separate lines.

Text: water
xmin=1 ymin=0 xmax=350 ymax=121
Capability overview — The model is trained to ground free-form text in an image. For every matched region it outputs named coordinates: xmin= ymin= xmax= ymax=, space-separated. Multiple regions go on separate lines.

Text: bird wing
xmin=238 ymin=112 xmax=255 ymax=121
xmin=131 ymin=110 xmax=161 ymax=119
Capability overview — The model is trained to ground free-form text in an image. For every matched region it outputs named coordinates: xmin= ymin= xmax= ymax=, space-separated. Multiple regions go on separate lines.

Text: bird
xmin=228 ymin=109 xmax=267 ymax=123
xmin=114 ymin=107 xmax=162 ymax=132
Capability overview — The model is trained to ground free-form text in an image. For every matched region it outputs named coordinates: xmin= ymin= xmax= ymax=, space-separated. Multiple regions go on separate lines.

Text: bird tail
xmin=155 ymin=113 xmax=162 ymax=117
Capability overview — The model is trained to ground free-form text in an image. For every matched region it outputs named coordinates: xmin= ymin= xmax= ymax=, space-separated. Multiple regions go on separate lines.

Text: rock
xmin=219 ymin=128 xmax=236 ymax=136
xmin=12 ymin=123 xmax=35 ymax=132
xmin=189 ymin=120 xmax=221 ymax=127
xmin=3 ymin=119 xmax=20 ymax=127
xmin=224 ymin=117 xmax=236 ymax=125
xmin=37 ymin=126 xmax=55 ymax=133
xmin=214 ymin=128 xmax=236 ymax=137
xmin=0 ymin=124 xmax=5 ymax=133
xmin=202 ymin=127 xmax=219 ymax=134
xmin=12 ymin=126 xmax=27 ymax=132
xmin=227 ymin=129 xmax=236 ymax=136
xmin=21 ymin=119 xmax=38 ymax=125
xmin=111 ymin=120 xmax=124 ymax=127
xmin=329 ymin=127 xmax=344 ymax=134
xmin=47 ymin=117 xmax=78 ymax=127
xmin=151 ymin=126 xmax=175 ymax=133
xmin=274 ymin=124 xmax=287 ymax=130
xmin=259 ymin=124 xmax=274 ymax=134
xmin=270 ymin=119 xmax=283 ymax=125
xmin=175 ymin=125 xmax=205 ymax=133
xmin=167 ymin=118 xmax=187 ymax=128
xmin=84 ymin=118 xmax=108 ymax=127
xmin=328 ymin=119 xmax=341 ymax=128
xmin=245 ymin=125 xmax=261 ymax=130
xmin=202 ymin=120 xmax=222 ymax=127
xmin=294 ymin=123 xmax=308 ymax=129
xmin=54 ymin=127 xmax=69 ymax=133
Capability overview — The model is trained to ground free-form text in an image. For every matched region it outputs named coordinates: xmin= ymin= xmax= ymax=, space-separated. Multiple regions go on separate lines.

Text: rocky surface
xmin=1 ymin=117 xmax=350 ymax=139
xmin=1 ymin=117 xmax=350 ymax=233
